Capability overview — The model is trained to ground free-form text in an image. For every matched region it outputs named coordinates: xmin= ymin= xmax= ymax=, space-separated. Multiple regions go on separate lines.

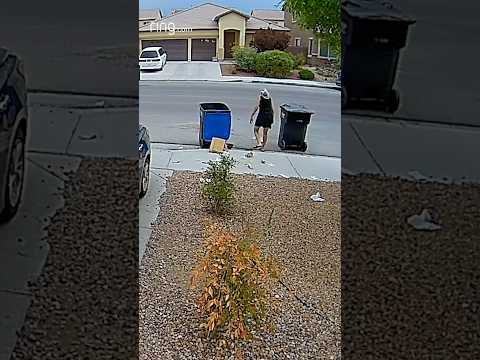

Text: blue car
xmin=0 ymin=48 xmax=28 ymax=223
xmin=138 ymin=124 xmax=151 ymax=198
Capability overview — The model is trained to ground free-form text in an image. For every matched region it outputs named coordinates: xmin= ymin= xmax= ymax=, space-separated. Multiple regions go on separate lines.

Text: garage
xmin=191 ymin=39 xmax=217 ymax=61
xmin=142 ymin=39 xmax=188 ymax=61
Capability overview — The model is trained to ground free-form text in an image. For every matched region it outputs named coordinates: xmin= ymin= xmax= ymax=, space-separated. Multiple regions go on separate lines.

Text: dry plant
xmin=190 ymin=223 xmax=280 ymax=344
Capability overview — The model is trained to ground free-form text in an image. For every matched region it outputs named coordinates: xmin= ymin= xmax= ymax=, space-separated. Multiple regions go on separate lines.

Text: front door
xmin=224 ymin=31 xmax=236 ymax=59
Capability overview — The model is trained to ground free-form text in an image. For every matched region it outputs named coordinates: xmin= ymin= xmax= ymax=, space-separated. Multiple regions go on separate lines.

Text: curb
xmin=139 ymin=78 xmax=340 ymax=90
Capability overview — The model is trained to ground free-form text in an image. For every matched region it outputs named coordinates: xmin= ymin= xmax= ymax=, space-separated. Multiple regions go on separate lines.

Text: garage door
xmin=191 ymin=39 xmax=217 ymax=61
xmin=142 ymin=39 xmax=188 ymax=61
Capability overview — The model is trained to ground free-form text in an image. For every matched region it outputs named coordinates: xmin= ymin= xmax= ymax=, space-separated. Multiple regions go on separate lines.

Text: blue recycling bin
xmin=199 ymin=103 xmax=231 ymax=148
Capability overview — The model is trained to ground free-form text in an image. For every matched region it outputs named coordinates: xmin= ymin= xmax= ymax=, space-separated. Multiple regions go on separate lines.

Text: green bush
xmin=201 ymin=154 xmax=236 ymax=214
xmin=288 ymin=52 xmax=306 ymax=69
xmin=232 ymin=46 xmax=257 ymax=72
xmin=299 ymin=69 xmax=315 ymax=81
xmin=255 ymin=50 xmax=295 ymax=79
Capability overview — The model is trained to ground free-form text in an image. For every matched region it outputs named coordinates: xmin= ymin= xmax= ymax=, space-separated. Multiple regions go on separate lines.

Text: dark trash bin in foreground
xmin=278 ymin=104 xmax=314 ymax=152
xmin=199 ymin=103 xmax=231 ymax=148
xmin=341 ymin=0 xmax=415 ymax=113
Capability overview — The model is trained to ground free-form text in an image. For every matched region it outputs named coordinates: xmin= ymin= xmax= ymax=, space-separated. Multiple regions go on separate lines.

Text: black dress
xmin=255 ymin=97 xmax=274 ymax=129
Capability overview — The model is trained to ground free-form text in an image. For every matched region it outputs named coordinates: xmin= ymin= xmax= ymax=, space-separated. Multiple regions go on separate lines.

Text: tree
xmin=283 ymin=0 xmax=341 ymax=62
xmin=253 ymin=29 xmax=291 ymax=52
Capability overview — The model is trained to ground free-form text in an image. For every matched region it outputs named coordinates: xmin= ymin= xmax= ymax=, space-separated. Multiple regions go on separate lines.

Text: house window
xmin=295 ymin=38 xmax=301 ymax=47
xmin=318 ymin=39 xmax=336 ymax=59
xmin=308 ymin=38 xmax=314 ymax=56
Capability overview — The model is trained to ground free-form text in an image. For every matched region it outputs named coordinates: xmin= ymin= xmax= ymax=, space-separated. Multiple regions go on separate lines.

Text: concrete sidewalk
xmin=342 ymin=114 xmax=480 ymax=183
xmin=150 ymin=143 xmax=340 ymax=181
xmin=139 ymin=62 xmax=339 ymax=90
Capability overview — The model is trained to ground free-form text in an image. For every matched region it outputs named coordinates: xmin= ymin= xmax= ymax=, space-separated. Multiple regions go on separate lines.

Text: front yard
xmin=140 ymin=171 xmax=340 ymax=359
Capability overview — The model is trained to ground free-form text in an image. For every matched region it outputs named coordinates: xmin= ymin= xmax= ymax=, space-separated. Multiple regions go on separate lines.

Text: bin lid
xmin=280 ymin=103 xmax=314 ymax=114
xmin=199 ymin=102 xmax=230 ymax=111
xmin=342 ymin=0 xmax=415 ymax=23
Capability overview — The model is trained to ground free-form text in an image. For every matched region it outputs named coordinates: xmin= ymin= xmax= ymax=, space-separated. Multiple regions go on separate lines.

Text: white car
xmin=139 ymin=46 xmax=167 ymax=71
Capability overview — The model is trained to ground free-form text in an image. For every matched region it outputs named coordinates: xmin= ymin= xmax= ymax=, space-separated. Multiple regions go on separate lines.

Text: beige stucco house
xmin=139 ymin=3 xmax=289 ymax=61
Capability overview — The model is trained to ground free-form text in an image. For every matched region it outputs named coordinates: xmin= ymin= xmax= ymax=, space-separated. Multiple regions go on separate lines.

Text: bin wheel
xmin=279 ymin=139 xmax=286 ymax=150
xmin=300 ymin=142 xmax=307 ymax=152
xmin=386 ymin=89 xmax=400 ymax=113
xmin=341 ymin=86 xmax=348 ymax=109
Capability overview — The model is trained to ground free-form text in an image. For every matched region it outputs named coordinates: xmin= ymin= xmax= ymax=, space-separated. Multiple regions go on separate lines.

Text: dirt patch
xmin=220 ymin=63 xmax=256 ymax=77
xmin=140 ymin=171 xmax=340 ymax=359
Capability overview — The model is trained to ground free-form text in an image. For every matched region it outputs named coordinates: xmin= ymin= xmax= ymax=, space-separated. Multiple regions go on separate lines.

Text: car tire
xmin=0 ymin=126 xmax=26 ymax=223
xmin=139 ymin=156 xmax=150 ymax=198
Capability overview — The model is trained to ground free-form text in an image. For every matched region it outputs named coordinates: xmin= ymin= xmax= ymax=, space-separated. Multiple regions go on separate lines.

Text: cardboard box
xmin=209 ymin=137 xmax=226 ymax=153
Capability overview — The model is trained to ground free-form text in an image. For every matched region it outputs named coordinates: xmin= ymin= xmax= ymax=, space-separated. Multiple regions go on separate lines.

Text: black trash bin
xmin=278 ymin=104 xmax=314 ymax=152
xmin=341 ymin=0 xmax=415 ymax=112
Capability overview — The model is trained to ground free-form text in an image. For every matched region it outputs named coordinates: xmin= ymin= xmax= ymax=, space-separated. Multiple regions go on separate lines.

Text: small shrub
xmin=255 ymin=50 xmax=295 ymax=79
xmin=254 ymin=29 xmax=290 ymax=51
xmin=190 ymin=224 xmax=279 ymax=342
xmin=288 ymin=52 xmax=306 ymax=69
xmin=232 ymin=46 xmax=257 ymax=72
xmin=201 ymin=154 xmax=236 ymax=214
xmin=299 ymin=69 xmax=315 ymax=81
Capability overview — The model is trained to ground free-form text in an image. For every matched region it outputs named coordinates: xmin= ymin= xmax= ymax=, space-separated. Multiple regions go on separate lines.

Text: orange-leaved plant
xmin=190 ymin=223 xmax=279 ymax=342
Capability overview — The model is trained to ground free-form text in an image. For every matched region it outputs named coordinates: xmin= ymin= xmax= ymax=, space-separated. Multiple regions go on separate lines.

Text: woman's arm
xmin=250 ymin=97 xmax=260 ymax=122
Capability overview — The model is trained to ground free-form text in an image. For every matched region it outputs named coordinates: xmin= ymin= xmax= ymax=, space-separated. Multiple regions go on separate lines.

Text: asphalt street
xmin=140 ymin=81 xmax=340 ymax=157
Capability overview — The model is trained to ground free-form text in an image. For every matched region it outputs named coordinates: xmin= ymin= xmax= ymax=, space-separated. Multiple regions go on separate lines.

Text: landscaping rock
xmin=140 ymin=171 xmax=340 ymax=359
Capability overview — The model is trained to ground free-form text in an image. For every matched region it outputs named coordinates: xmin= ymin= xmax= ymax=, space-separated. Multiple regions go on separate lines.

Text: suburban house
xmin=250 ymin=9 xmax=285 ymax=27
xmin=283 ymin=10 xmax=336 ymax=65
xmin=138 ymin=3 xmax=289 ymax=61
xmin=251 ymin=8 xmax=336 ymax=65
xmin=139 ymin=9 xmax=162 ymax=29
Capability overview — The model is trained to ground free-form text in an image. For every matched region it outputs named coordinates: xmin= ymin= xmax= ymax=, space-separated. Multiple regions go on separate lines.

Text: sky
xmin=139 ymin=0 xmax=284 ymax=16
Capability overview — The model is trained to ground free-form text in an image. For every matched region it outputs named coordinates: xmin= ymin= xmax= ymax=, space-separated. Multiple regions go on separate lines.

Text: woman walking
xmin=250 ymin=89 xmax=274 ymax=150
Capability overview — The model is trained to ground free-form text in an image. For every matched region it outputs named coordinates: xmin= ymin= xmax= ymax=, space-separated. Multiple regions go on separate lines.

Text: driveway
xmin=140 ymin=61 xmax=222 ymax=81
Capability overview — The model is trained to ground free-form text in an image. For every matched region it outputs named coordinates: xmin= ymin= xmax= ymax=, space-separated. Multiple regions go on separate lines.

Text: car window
xmin=140 ymin=50 xmax=159 ymax=59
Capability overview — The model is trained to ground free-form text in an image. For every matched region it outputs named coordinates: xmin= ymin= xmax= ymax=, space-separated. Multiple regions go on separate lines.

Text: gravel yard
xmin=342 ymin=174 xmax=480 ymax=358
xmin=12 ymin=159 xmax=138 ymax=359
xmin=140 ymin=171 xmax=341 ymax=360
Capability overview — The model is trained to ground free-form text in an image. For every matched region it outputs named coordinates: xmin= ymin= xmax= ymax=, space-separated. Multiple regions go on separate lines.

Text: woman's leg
xmin=262 ymin=127 xmax=269 ymax=148
xmin=254 ymin=126 xmax=262 ymax=147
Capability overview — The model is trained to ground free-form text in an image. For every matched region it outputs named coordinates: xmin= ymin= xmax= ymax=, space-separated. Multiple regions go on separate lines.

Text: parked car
xmin=139 ymin=46 xmax=167 ymax=71
xmin=138 ymin=124 xmax=151 ymax=198
xmin=0 ymin=48 xmax=28 ymax=223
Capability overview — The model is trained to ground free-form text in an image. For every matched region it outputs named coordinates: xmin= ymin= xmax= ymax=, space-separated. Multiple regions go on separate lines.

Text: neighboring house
xmin=138 ymin=3 xmax=289 ymax=61
xmin=250 ymin=9 xmax=285 ymax=27
xmin=139 ymin=9 xmax=162 ymax=29
xmin=283 ymin=10 xmax=336 ymax=65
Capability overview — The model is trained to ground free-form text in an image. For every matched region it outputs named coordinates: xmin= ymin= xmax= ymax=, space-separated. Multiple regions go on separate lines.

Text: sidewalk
xmin=150 ymin=143 xmax=340 ymax=181
xmin=139 ymin=62 xmax=339 ymax=90
xmin=140 ymin=75 xmax=339 ymax=90
xmin=342 ymin=114 xmax=480 ymax=183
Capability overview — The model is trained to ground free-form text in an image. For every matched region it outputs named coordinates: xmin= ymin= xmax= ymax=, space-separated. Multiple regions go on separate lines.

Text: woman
xmin=250 ymin=89 xmax=274 ymax=150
